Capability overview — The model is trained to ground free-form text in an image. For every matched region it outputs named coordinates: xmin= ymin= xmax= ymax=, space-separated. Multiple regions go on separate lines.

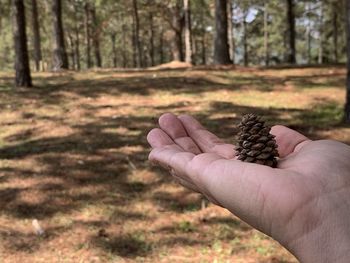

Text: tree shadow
xmin=0 ymin=67 xmax=347 ymax=260
xmin=91 ymin=232 xmax=153 ymax=258
xmin=0 ymin=225 xmax=67 ymax=253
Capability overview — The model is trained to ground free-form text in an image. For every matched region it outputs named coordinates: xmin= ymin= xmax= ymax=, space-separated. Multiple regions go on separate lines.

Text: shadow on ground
xmin=0 ymin=67 xmax=348 ymax=260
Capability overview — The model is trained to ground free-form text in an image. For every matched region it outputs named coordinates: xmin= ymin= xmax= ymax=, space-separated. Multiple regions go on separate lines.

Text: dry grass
xmin=0 ymin=66 xmax=349 ymax=262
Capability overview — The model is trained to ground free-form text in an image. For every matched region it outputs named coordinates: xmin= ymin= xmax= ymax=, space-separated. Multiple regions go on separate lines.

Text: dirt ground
xmin=0 ymin=66 xmax=349 ymax=262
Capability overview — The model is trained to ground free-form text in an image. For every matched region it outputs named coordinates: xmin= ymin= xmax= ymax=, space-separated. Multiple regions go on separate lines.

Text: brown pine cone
xmin=235 ymin=114 xmax=279 ymax=167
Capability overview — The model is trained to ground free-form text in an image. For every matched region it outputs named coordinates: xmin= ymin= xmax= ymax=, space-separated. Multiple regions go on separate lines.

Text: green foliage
xmin=300 ymin=102 xmax=344 ymax=126
xmin=177 ymin=220 xmax=196 ymax=232
xmin=0 ymin=0 xmax=346 ymax=69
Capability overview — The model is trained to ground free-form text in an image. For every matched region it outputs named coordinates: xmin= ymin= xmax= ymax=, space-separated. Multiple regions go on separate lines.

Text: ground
xmin=0 ymin=65 xmax=349 ymax=262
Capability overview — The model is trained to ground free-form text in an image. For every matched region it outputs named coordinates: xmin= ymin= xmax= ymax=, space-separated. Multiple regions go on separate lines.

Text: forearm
xmin=288 ymin=201 xmax=350 ymax=263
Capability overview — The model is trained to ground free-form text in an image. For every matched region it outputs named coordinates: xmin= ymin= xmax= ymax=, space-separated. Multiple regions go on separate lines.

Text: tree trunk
xmin=332 ymin=2 xmax=338 ymax=63
xmin=122 ymin=24 xmax=127 ymax=68
xmin=148 ymin=12 xmax=155 ymax=66
xmin=52 ymin=0 xmax=69 ymax=70
xmin=131 ymin=16 xmax=137 ymax=67
xmin=111 ymin=33 xmax=117 ymax=68
xmin=67 ymin=32 xmax=75 ymax=69
xmin=263 ymin=1 xmax=269 ymax=66
xmin=201 ymin=32 xmax=206 ymax=65
xmin=90 ymin=4 xmax=102 ymax=67
xmin=12 ymin=0 xmax=32 ymax=87
xmin=84 ymin=3 xmax=92 ymax=68
xmin=159 ymin=26 xmax=164 ymax=64
xmin=345 ymin=0 xmax=350 ymax=122
xmin=318 ymin=1 xmax=323 ymax=64
xmin=306 ymin=2 xmax=311 ymax=64
xmin=31 ymin=0 xmax=42 ymax=71
xmin=243 ymin=9 xmax=248 ymax=66
xmin=184 ymin=0 xmax=192 ymax=64
xmin=172 ymin=28 xmax=183 ymax=61
xmin=132 ymin=0 xmax=142 ymax=67
xmin=73 ymin=2 xmax=80 ymax=70
xmin=286 ymin=0 xmax=296 ymax=64
xmin=227 ymin=0 xmax=235 ymax=64
xmin=0 ymin=6 xmax=2 ymax=34
xmin=200 ymin=1 xmax=206 ymax=65
xmin=213 ymin=0 xmax=231 ymax=64
xmin=170 ymin=1 xmax=184 ymax=61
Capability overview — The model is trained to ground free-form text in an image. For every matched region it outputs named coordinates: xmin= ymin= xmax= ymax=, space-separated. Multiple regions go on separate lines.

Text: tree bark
xmin=170 ymin=1 xmax=184 ymax=61
xmin=172 ymin=27 xmax=183 ymax=61
xmin=52 ymin=0 xmax=69 ymax=70
xmin=345 ymin=0 xmax=350 ymax=122
xmin=286 ymin=0 xmax=296 ymax=64
xmin=243 ymin=9 xmax=248 ymax=66
xmin=122 ymin=24 xmax=127 ymax=68
xmin=184 ymin=0 xmax=192 ymax=64
xmin=73 ymin=2 xmax=80 ymax=70
xmin=213 ymin=0 xmax=231 ymax=64
xmin=332 ymin=2 xmax=338 ymax=63
xmin=84 ymin=3 xmax=92 ymax=68
xmin=67 ymin=32 xmax=75 ymax=69
xmin=318 ymin=1 xmax=323 ymax=64
xmin=199 ymin=1 xmax=206 ymax=65
xmin=159 ymin=26 xmax=164 ymax=64
xmin=31 ymin=0 xmax=42 ymax=71
xmin=132 ymin=0 xmax=142 ymax=67
xmin=12 ymin=0 xmax=32 ymax=87
xmin=263 ymin=1 xmax=269 ymax=66
xmin=148 ymin=12 xmax=155 ymax=66
xmin=0 ymin=6 xmax=2 ymax=34
xmin=90 ymin=4 xmax=102 ymax=67
xmin=306 ymin=2 xmax=311 ymax=64
xmin=201 ymin=31 xmax=206 ymax=65
xmin=131 ymin=15 xmax=136 ymax=67
xmin=111 ymin=33 xmax=117 ymax=67
xmin=227 ymin=0 xmax=235 ymax=64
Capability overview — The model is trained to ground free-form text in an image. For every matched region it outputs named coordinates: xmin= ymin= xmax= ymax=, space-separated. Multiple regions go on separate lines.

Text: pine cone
xmin=235 ymin=114 xmax=279 ymax=167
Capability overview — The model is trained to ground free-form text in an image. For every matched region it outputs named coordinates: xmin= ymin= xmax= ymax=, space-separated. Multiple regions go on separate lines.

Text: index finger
xmin=178 ymin=114 xmax=235 ymax=159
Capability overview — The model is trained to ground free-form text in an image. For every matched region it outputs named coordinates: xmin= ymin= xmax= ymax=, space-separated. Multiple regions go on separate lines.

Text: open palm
xmin=147 ymin=113 xmax=350 ymax=262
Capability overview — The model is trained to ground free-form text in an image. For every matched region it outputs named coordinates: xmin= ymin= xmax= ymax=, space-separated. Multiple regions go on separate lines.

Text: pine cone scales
xmin=235 ymin=114 xmax=279 ymax=167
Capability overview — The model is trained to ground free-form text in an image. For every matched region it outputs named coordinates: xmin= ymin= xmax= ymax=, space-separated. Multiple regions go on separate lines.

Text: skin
xmin=147 ymin=113 xmax=350 ymax=263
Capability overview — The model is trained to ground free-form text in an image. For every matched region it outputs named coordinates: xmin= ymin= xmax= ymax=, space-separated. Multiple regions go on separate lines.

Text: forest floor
xmin=0 ymin=65 xmax=349 ymax=262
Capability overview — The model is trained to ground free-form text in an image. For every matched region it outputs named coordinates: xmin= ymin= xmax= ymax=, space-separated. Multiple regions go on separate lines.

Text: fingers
xmin=159 ymin=113 xmax=202 ymax=154
xmin=149 ymin=144 xmax=195 ymax=181
xmin=147 ymin=129 xmax=201 ymax=192
xmin=148 ymin=123 xmax=289 ymax=231
xmin=178 ymin=114 xmax=235 ymax=159
xmin=149 ymin=144 xmax=222 ymax=204
xmin=270 ymin=125 xmax=311 ymax=158
xmin=147 ymin=128 xmax=175 ymax=148
xmin=154 ymin=146 xmax=283 ymax=230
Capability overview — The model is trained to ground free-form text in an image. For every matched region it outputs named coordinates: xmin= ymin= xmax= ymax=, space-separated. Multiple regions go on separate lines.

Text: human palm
xmin=147 ymin=113 xmax=350 ymax=262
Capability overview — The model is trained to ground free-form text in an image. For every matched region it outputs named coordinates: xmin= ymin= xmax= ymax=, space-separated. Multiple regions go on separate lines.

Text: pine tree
xmin=12 ymin=0 xmax=32 ymax=87
xmin=213 ymin=0 xmax=231 ymax=64
xmin=184 ymin=0 xmax=192 ymax=64
xmin=31 ymin=0 xmax=42 ymax=71
xmin=286 ymin=0 xmax=296 ymax=64
xmin=52 ymin=0 xmax=69 ymax=69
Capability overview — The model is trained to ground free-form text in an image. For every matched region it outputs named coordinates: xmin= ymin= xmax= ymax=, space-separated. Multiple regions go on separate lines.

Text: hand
xmin=147 ymin=113 xmax=350 ymax=263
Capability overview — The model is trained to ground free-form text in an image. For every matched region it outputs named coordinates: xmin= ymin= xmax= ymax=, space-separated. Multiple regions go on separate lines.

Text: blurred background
xmin=1 ymin=0 xmax=348 ymax=70
xmin=0 ymin=0 xmax=349 ymax=262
